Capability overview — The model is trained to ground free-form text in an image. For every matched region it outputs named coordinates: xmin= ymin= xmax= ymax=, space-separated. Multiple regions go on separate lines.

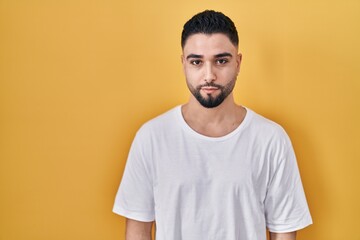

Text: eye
xmin=216 ymin=59 xmax=228 ymax=65
xmin=190 ymin=60 xmax=202 ymax=65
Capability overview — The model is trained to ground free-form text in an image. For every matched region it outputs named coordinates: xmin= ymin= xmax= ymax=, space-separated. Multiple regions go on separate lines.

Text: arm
xmin=269 ymin=231 xmax=296 ymax=240
xmin=126 ymin=218 xmax=153 ymax=240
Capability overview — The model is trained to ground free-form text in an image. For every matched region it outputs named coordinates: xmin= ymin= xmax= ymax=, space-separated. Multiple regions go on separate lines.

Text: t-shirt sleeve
xmin=113 ymin=130 xmax=155 ymax=222
xmin=264 ymin=131 xmax=313 ymax=233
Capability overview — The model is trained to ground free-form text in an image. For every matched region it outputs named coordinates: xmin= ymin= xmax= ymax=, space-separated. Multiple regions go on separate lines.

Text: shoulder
xmin=245 ymin=108 xmax=296 ymax=168
xmin=135 ymin=106 xmax=181 ymax=139
xmin=245 ymin=108 xmax=290 ymax=143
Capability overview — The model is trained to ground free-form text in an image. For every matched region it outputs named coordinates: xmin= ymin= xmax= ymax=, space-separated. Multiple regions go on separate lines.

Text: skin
xmin=270 ymin=232 xmax=297 ymax=240
xmin=125 ymin=33 xmax=296 ymax=240
xmin=126 ymin=219 xmax=153 ymax=240
xmin=181 ymin=33 xmax=245 ymax=137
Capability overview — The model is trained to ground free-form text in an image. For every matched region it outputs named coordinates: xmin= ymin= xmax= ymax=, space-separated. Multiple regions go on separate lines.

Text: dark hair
xmin=181 ymin=10 xmax=239 ymax=49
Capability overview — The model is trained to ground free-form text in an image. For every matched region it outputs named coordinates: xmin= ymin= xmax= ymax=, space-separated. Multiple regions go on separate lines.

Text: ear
xmin=236 ymin=53 xmax=242 ymax=73
xmin=181 ymin=54 xmax=186 ymax=73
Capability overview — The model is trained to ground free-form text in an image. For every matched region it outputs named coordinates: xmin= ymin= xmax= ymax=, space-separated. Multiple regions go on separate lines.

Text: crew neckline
xmin=175 ymin=105 xmax=252 ymax=141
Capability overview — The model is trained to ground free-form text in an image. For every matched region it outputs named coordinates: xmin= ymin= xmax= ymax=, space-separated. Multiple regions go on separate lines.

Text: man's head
xmin=181 ymin=10 xmax=241 ymax=109
xmin=181 ymin=10 xmax=239 ymax=49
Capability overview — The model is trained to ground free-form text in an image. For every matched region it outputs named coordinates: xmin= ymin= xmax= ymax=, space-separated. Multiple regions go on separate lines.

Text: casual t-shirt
xmin=113 ymin=106 xmax=312 ymax=240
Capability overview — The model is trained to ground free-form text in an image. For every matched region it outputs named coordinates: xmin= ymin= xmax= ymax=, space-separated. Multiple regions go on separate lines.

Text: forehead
xmin=183 ymin=33 xmax=238 ymax=56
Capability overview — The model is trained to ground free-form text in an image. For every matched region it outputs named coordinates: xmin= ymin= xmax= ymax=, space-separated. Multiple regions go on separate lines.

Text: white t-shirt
xmin=113 ymin=106 xmax=312 ymax=240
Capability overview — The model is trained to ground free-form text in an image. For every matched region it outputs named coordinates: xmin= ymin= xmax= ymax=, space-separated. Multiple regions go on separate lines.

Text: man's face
xmin=182 ymin=33 xmax=242 ymax=108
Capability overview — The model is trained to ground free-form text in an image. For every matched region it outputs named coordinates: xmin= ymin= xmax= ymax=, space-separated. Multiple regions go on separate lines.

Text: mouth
xmin=201 ymin=86 xmax=219 ymax=94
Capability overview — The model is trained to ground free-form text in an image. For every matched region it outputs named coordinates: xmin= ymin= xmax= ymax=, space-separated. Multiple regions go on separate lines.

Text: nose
xmin=204 ymin=62 xmax=216 ymax=83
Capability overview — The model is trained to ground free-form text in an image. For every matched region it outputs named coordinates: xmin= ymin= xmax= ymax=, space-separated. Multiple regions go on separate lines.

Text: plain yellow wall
xmin=1 ymin=0 xmax=359 ymax=239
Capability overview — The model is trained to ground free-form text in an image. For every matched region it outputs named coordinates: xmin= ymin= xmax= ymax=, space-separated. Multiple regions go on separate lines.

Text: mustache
xmin=196 ymin=82 xmax=224 ymax=90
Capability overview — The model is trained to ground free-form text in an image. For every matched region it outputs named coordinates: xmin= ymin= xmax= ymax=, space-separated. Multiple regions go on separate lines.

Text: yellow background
xmin=1 ymin=0 xmax=359 ymax=239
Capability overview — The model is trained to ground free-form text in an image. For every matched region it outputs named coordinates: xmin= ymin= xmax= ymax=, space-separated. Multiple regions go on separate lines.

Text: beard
xmin=187 ymin=78 xmax=236 ymax=108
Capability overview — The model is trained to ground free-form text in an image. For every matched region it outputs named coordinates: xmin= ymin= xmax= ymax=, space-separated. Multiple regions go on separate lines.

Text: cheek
xmin=225 ymin=66 xmax=239 ymax=78
xmin=217 ymin=69 xmax=237 ymax=80
xmin=184 ymin=67 xmax=202 ymax=81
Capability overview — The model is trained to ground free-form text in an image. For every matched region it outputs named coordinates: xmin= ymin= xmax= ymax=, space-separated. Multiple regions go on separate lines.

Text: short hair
xmin=181 ymin=10 xmax=239 ymax=49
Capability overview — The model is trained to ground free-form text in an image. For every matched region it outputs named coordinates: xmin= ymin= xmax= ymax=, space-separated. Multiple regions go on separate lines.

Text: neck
xmin=181 ymin=94 xmax=246 ymax=137
xmin=185 ymin=94 xmax=237 ymax=122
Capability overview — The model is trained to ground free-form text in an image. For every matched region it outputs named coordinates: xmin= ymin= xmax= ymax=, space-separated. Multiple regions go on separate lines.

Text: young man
xmin=113 ymin=10 xmax=312 ymax=240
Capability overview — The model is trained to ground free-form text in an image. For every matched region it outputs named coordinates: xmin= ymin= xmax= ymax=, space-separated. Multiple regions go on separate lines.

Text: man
xmin=113 ymin=10 xmax=312 ymax=240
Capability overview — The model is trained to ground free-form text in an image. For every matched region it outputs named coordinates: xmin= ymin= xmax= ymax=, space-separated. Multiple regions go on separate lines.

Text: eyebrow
xmin=186 ymin=52 xmax=233 ymax=60
xmin=186 ymin=54 xmax=202 ymax=60
xmin=215 ymin=52 xmax=233 ymax=58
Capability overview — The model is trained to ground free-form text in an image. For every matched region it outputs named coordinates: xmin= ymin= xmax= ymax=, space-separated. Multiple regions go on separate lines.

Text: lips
xmin=201 ymin=87 xmax=219 ymax=94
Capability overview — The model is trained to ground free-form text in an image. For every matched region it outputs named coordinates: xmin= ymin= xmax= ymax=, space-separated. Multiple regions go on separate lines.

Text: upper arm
xmin=126 ymin=218 xmax=153 ymax=240
xmin=264 ymin=130 xmax=312 ymax=232
xmin=113 ymin=129 xmax=155 ymax=222
xmin=269 ymin=231 xmax=296 ymax=240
